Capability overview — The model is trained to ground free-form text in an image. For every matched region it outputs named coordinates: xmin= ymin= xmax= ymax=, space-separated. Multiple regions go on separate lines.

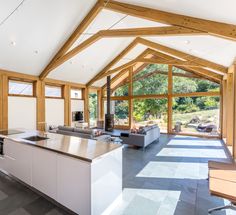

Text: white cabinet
xmin=32 ymin=147 xmax=57 ymax=200
xmin=4 ymin=139 xmax=32 ymax=185
xmin=2 ymin=139 xmax=122 ymax=215
xmin=57 ymin=154 xmax=91 ymax=215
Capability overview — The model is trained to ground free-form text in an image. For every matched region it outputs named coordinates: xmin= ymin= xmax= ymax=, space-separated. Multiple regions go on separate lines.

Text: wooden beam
xmin=83 ymin=87 xmax=89 ymax=123
xmin=108 ymin=94 xmax=167 ymax=100
xmin=110 ymin=63 xmax=148 ymax=92
xmin=172 ymin=91 xmax=220 ymax=98
xmin=87 ymin=38 xmax=139 ymax=86
xmin=103 ymin=51 xmax=152 ymax=91
xmin=97 ymin=88 xmax=103 ymax=120
xmin=43 ymin=34 xmax=102 ymax=75
xmin=44 ymin=78 xmax=85 ymax=89
xmin=63 ymin=85 xmax=71 ymax=126
xmin=146 ymin=48 xmax=223 ymax=82
xmin=108 ymin=69 xmax=129 ymax=90
xmin=179 ymin=67 xmax=222 ymax=83
xmin=128 ymin=67 xmax=133 ymax=128
xmin=226 ymin=69 xmax=234 ymax=147
xmin=137 ymin=37 xmax=228 ymax=74
xmin=100 ymin=60 xmax=137 ymax=79
xmin=0 ymin=75 xmax=3 ymax=129
xmin=100 ymin=26 xmax=203 ymax=37
xmin=117 ymin=69 xmax=202 ymax=89
xmin=222 ymin=79 xmax=227 ymax=139
xmin=0 ymin=69 xmax=38 ymax=81
xmin=233 ymin=63 xmax=236 ymax=159
xmin=39 ymin=0 xmax=103 ymax=80
xmin=104 ymin=0 xmax=236 ymax=41
xmin=168 ymin=65 xmax=173 ymax=133
xmin=42 ymin=26 xmax=199 ymax=80
xmin=1 ymin=75 xmax=8 ymax=130
xmin=99 ymin=48 xmax=154 ymax=81
xmin=36 ymin=80 xmax=45 ymax=131
xmin=137 ymin=58 xmax=203 ymax=67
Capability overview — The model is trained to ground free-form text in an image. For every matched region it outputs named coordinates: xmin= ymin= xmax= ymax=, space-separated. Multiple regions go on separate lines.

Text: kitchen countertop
xmin=0 ymin=130 xmax=122 ymax=162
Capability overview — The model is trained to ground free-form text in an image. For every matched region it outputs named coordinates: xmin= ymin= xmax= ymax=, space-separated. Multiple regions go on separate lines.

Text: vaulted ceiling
xmin=0 ymin=0 xmax=236 ymax=87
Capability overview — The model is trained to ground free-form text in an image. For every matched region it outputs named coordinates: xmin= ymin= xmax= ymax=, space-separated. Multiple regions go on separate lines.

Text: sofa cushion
xmin=151 ymin=124 xmax=158 ymax=129
xmin=58 ymin=126 xmax=74 ymax=132
xmin=74 ymin=128 xmax=93 ymax=135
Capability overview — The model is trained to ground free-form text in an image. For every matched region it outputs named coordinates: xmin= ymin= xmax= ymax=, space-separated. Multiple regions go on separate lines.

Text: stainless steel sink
xmin=23 ymin=136 xmax=49 ymax=142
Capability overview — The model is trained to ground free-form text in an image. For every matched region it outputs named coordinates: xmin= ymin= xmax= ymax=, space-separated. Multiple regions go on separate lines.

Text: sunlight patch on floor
xmin=136 ymin=161 xmax=204 ymax=179
xmin=156 ymin=148 xmax=227 ymax=158
xmin=110 ymin=188 xmax=181 ymax=215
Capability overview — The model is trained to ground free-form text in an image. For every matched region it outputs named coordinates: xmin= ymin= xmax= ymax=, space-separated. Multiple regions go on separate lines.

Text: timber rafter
xmin=103 ymin=0 xmax=236 ymax=41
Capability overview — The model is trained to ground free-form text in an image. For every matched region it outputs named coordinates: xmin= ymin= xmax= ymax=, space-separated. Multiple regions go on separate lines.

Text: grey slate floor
xmin=0 ymin=134 xmax=235 ymax=215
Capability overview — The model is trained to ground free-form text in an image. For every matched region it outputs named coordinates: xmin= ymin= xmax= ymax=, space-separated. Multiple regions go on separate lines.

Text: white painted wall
xmin=71 ymin=100 xmax=84 ymax=126
xmin=8 ymin=96 xmax=36 ymax=130
xmin=71 ymin=100 xmax=84 ymax=112
xmin=45 ymin=98 xmax=64 ymax=127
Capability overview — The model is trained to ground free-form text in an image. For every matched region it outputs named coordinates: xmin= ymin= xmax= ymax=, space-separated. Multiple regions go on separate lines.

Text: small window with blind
xmin=71 ymin=89 xmax=82 ymax=99
xmin=45 ymin=85 xmax=62 ymax=98
xmin=8 ymin=80 xmax=33 ymax=96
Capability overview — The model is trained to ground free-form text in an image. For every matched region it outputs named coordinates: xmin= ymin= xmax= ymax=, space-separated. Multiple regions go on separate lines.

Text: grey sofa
xmin=120 ymin=125 xmax=160 ymax=148
xmin=55 ymin=126 xmax=110 ymax=142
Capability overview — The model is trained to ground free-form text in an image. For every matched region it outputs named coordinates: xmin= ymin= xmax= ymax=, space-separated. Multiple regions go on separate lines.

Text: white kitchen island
xmin=0 ymin=130 xmax=122 ymax=215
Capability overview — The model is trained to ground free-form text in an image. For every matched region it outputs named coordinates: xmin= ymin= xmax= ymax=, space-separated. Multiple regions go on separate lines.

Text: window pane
xmin=172 ymin=96 xmax=220 ymax=136
xmin=133 ymin=64 xmax=168 ymax=95
xmin=45 ymin=85 xmax=62 ymax=97
xmin=112 ymin=100 xmax=129 ymax=126
xmin=104 ymin=100 xmax=129 ymax=126
xmin=9 ymin=80 xmax=33 ymax=96
xmin=71 ymin=89 xmax=82 ymax=99
xmin=133 ymin=98 xmax=167 ymax=133
xmin=173 ymin=67 xmax=220 ymax=94
xmin=112 ymin=84 xmax=129 ymax=96
xmin=89 ymin=92 xmax=98 ymax=127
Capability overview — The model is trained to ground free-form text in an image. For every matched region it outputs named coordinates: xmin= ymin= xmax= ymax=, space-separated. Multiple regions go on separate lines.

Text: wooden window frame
xmin=45 ymin=84 xmax=63 ymax=99
xmin=101 ymin=65 xmax=222 ymax=138
xmin=70 ymin=88 xmax=83 ymax=100
xmin=8 ymin=79 xmax=36 ymax=97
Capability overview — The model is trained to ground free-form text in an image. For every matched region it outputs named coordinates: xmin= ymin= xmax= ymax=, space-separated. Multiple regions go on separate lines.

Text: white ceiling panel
xmin=48 ymin=37 xmax=134 ymax=84
xmin=93 ymin=72 xmax=118 ymax=87
xmin=116 ymin=0 xmax=236 ymax=25
xmin=110 ymin=44 xmax=147 ymax=69
xmin=0 ymin=0 xmax=96 ymax=75
xmin=111 ymin=15 xmax=169 ymax=29
xmin=82 ymin=9 xmax=126 ymax=34
xmin=110 ymin=58 xmax=132 ymax=70
xmin=69 ymin=9 xmax=168 ymax=52
xmin=145 ymin=35 xmax=236 ymax=67
xmin=0 ymin=0 xmax=22 ymax=23
xmin=68 ymin=9 xmax=126 ymax=51
xmin=123 ymin=43 xmax=148 ymax=59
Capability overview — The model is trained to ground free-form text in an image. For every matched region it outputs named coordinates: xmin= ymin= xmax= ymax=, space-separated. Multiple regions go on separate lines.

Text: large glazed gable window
xmin=112 ymin=84 xmax=129 ymax=96
xmin=45 ymin=85 xmax=62 ymax=98
xmin=9 ymin=80 xmax=33 ymax=96
xmin=133 ymin=64 xmax=168 ymax=95
xmin=172 ymin=67 xmax=220 ymax=94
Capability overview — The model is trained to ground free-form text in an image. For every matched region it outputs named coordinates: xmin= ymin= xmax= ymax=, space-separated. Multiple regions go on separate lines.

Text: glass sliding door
xmin=172 ymin=96 xmax=220 ymax=136
xmin=133 ymin=98 xmax=168 ymax=133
